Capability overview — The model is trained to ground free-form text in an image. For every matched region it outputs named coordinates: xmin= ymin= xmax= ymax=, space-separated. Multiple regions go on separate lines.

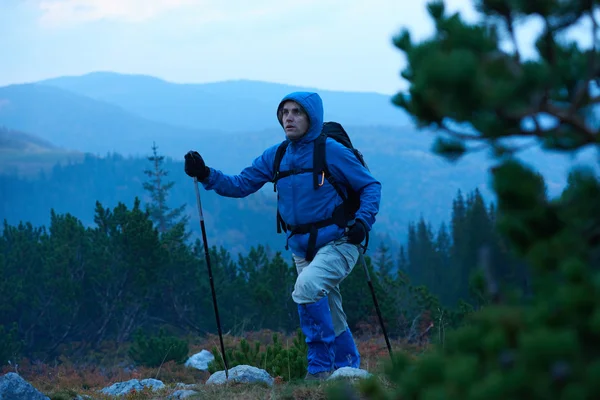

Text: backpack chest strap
xmin=274 ymin=168 xmax=313 ymax=181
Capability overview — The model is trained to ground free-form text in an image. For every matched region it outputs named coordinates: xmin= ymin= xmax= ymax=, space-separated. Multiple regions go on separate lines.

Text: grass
xmin=45 ymin=378 xmax=381 ymax=400
xmin=41 ymin=369 xmax=395 ymax=400
xmin=1 ymin=330 xmax=428 ymax=400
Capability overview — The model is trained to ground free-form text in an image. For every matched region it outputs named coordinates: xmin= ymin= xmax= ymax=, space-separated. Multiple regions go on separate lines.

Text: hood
xmin=276 ymin=91 xmax=324 ymax=144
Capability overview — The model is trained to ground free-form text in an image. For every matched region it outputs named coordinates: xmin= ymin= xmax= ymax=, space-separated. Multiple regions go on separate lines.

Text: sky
xmin=0 ymin=0 xmax=592 ymax=94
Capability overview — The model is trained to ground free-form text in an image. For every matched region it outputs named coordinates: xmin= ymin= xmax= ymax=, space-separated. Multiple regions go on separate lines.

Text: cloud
xmin=36 ymin=0 xmax=199 ymax=26
xmin=34 ymin=0 xmax=331 ymax=27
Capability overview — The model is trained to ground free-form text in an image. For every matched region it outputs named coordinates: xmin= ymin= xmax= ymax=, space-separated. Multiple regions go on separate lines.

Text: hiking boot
xmin=304 ymin=370 xmax=332 ymax=381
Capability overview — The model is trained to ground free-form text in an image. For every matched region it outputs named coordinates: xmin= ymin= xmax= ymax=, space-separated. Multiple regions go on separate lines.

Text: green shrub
xmin=208 ymin=328 xmax=308 ymax=381
xmin=128 ymin=327 xmax=189 ymax=367
xmin=0 ymin=323 xmax=21 ymax=366
xmin=48 ymin=389 xmax=79 ymax=400
xmin=207 ymin=337 xmax=262 ymax=373
xmin=264 ymin=329 xmax=308 ymax=381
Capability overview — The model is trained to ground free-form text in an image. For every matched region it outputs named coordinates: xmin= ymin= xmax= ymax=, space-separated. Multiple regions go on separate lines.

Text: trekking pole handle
xmin=345 ymin=221 xmax=369 ymax=254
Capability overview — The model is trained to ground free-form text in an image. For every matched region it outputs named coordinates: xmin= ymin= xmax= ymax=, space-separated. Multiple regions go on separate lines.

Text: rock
xmin=175 ymin=383 xmax=197 ymax=390
xmin=139 ymin=378 xmax=165 ymax=390
xmin=100 ymin=379 xmax=143 ymax=396
xmin=100 ymin=378 xmax=165 ymax=396
xmin=0 ymin=372 xmax=50 ymax=400
xmin=206 ymin=365 xmax=274 ymax=387
xmin=328 ymin=367 xmax=372 ymax=380
xmin=169 ymin=389 xmax=198 ymax=399
xmin=184 ymin=349 xmax=215 ymax=371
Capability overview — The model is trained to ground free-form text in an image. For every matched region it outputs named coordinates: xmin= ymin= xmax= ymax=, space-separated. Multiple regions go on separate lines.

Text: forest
xmin=1 ymin=142 xmax=516 ymax=365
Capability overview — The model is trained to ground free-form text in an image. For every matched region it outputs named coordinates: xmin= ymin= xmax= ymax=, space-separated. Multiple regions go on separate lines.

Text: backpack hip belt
xmin=279 ymin=202 xmax=348 ymax=261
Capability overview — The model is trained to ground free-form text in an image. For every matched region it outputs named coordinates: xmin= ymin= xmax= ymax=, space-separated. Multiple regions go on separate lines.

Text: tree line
xmin=0 ymin=144 xmax=530 ymax=365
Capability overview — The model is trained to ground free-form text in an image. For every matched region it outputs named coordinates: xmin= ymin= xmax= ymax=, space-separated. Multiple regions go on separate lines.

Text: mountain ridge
xmin=0 ymin=82 xmax=227 ymax=157
xmin=37 ymin=71 xmax=411 ymax=132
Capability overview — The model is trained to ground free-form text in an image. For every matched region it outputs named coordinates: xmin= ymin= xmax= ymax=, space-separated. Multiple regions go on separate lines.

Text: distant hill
xmin=38 ymin=71 xmax=411 ymax=132
xmin=0 ymin=126 xmax=57 ymax=151
xmin=0 ymin=83 xmax=223 ymax=157
xmin=0 ymin=80 xmax=420 ymax=174
xmin=0 ymin=126 xmax=83 ymax=176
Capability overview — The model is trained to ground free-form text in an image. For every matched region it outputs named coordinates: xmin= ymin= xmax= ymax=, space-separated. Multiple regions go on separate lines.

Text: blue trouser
xmin=334 ymin=327 xmax=360 ymax=369
xmin=298 ymin=297 xmax=336 ymax=373
xmin=293 ymin=238 xmax=361 ymax=373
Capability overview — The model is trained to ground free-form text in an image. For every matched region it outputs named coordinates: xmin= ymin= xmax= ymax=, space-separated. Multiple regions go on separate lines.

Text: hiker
xmin=184 ymin=91 xmax=381 ymax=380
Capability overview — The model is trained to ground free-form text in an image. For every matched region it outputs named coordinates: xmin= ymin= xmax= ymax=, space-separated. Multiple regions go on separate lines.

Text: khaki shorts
xmin=292 ymin=237 xmax=360 ymax=336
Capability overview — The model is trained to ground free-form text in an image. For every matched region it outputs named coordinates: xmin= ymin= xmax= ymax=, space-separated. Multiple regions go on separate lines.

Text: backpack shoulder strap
xmin=272 ymin=140 xmax=290 ymax=190
xmin=313 ymin=133 xmax=347 ymax=201
xmin=313 ymin=133 xmax=327 ymax=190
xmin=272 ymin=140 xmax=290 ymax=234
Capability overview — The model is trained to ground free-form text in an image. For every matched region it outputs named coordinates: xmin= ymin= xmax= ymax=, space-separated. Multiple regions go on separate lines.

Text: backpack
xmin=271 ymin=122 xmax=369 ymax=260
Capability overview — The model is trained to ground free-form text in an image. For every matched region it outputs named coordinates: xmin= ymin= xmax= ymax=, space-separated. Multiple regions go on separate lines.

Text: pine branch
xmin=542 ymin=102 xmax=597 ymax=141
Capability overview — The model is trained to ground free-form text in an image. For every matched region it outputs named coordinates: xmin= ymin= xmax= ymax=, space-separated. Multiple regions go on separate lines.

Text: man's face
xmin=281 ymin=101 xmax=309 ymax=140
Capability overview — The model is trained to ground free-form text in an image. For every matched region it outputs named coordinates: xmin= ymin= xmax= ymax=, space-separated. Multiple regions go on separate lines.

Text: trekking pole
xmin=193 ymin=177 xmax=229 ymax=379
xmin=358 ymin=238 xmax=393 ymax=358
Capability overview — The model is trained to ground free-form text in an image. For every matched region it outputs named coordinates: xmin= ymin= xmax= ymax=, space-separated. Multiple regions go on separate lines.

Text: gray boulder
xmin=100 ymin=378 xmax=165 ymax=396
xmin=169 ymin=389 xmax=199 ymax=399
xmin=206 ymin=365 xmax=274 ymax=386
xmin=328 ymin=367 xmax=373 ymax=380
xmin=0 ymin=372 xmax=50 ymax=400
xmin=184 ymin=349 xmax=214 ymax=371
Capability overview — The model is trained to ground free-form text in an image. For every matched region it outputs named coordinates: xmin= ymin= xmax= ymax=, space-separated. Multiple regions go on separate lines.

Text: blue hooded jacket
xmin=202 ymin=92 xmax=381 ymax=259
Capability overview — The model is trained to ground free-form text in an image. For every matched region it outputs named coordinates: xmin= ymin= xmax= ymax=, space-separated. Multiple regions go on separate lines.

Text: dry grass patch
xmin=1 ymin=331 xmax=426 ymax=399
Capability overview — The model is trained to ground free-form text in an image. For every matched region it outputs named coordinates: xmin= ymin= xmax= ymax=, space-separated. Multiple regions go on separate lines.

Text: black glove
xmin=184 ymin=150 xmax=210 ymax=182
xmin=346 ymin=219 xmax=367 ymax=244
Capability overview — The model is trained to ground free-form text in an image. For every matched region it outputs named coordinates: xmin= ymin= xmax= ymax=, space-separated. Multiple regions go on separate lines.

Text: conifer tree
xmin=374 ymin=241 xmax=395 ymax=278
xmin=397 ymin=245 xmax=409 ymax=274
xmin=347 ymin=1 xmax=600 ymax=398
xmin=434 ymin=222 xmax=452 ymax=301
xmin=142 ymin=142 xmax=188 ymax=235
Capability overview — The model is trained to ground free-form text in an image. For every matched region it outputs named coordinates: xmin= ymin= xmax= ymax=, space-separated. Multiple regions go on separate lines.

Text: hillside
xmin=0 ymin=83 xmax=222 ymax=157
xmin=0 ymin=127 xmax=83 ymax=176
xmin=0 ymin=126 xmax=57 ymax=151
